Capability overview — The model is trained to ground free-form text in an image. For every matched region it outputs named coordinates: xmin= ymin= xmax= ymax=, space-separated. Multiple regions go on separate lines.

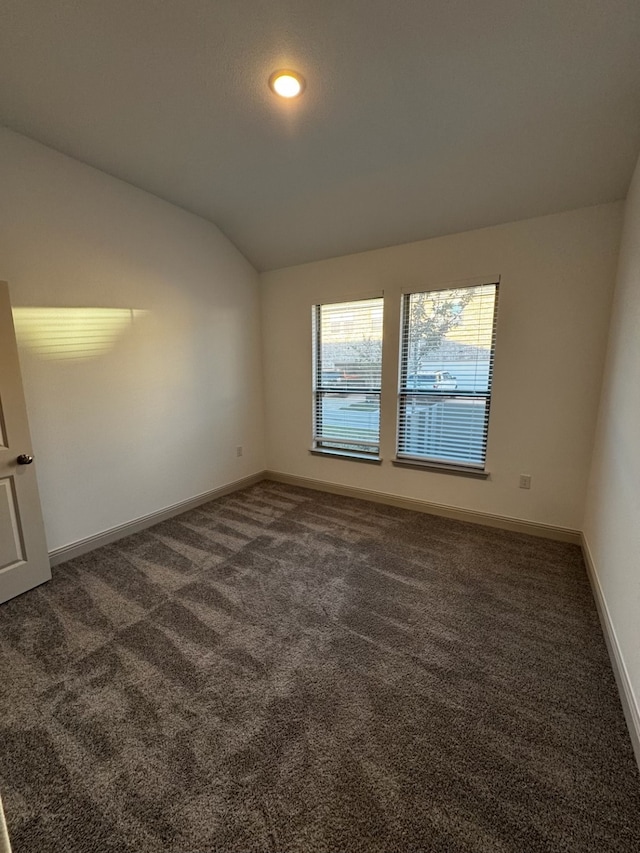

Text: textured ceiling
xmin=1 ymin=0 xmax=639 ymax=271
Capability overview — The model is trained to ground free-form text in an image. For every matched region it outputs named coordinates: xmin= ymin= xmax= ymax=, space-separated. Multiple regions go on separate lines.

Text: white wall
xmin=0 ymin=128 xmax=265 ymax=552
xmin=261 ymin=204 xmax=622 ymax=531
xmin=584 ymin=154 xmax=640 ymax=744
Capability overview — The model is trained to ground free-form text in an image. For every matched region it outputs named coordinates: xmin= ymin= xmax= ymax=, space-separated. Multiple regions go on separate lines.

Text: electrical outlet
xmin=519 ymin=474 xmax=531 ymax=490
xmin=236 ymin=445 xmax=243 ymax=457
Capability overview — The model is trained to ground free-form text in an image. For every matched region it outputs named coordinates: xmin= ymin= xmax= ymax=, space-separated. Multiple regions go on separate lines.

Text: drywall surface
xmin=584 ymin=154 xmax=640 ymax=735
xmin=0 ymin=128 xmax=265 ymax=552
xmin=261 ymin=204 xmax=622 ymax=530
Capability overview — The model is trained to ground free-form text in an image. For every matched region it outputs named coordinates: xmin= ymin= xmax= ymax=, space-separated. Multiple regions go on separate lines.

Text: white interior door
xmin=0 ymin=281 xmax=50 ymax=603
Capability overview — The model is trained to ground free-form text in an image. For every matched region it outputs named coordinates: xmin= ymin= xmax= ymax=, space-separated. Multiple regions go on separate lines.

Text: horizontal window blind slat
xmin=314 ymin=437 xmax=380 ymax=447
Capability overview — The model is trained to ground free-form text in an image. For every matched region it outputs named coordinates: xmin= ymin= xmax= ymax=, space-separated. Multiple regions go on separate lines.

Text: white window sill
xmin=310 ymin=449 xmax=383 ymax=465
xmin=393 ymin=457 xmax=490 ymax=479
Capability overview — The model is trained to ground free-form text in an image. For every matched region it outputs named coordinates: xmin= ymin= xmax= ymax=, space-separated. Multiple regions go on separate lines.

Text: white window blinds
xmin=398 ymin=283 xmax=499 ymax=470
xmin=313 ymin=298 xmax=384 ymax=457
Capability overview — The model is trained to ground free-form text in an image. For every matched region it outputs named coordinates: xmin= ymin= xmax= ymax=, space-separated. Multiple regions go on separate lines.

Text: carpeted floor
xmin=0 ymin=480 xmax=639 ymax=852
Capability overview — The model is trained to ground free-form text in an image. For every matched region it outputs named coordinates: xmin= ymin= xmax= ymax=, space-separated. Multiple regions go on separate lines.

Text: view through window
xmin=398 ymin=283 xmax=499 ymax=469
xmin=313 ymin=298 xmax=383 ymax=457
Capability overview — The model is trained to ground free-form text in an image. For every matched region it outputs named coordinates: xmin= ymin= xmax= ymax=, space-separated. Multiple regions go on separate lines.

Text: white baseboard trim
xmin=264 ymin=471 xmax=580 ymax=544
xmin=49 ymin=471 xmax=268 ymax=567
xmin=581 ymin=534 xmax=640 ymax=770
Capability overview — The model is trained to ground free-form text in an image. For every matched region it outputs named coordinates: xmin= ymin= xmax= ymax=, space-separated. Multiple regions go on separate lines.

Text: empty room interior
xmin=1 ymin=1 xmax=640 ymax=851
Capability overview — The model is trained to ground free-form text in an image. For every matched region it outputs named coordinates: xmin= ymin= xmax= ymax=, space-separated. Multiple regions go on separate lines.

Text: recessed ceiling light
xmin=269 ymin=70 xmax=305 ymax=99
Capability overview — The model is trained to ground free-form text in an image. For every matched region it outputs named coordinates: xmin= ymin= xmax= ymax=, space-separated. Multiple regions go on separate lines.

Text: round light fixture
xmin=269 ymin=69 xmax=305 ymax=98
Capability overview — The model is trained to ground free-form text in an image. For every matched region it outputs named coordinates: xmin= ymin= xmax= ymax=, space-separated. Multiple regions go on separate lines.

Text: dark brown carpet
xmin=0 ymin=480 xmax=639 ymax=852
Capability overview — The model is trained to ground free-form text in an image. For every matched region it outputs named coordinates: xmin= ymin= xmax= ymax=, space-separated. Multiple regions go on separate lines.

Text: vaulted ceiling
xmin=1 ymin=0 xmax=639 ymax=271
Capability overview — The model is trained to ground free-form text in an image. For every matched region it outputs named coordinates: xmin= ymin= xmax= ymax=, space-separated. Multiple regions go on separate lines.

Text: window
xmin=313 ymin=297 xmax=383 ymax=458
xmin=397 ymin=282 xmax=499 ymax=471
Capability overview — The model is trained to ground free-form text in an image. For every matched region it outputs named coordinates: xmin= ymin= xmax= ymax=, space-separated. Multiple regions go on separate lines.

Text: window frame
xmin=395 ymin=282 xmax=499 ymax=475
xmin=312 ymin=297 xmax=384 ymax=462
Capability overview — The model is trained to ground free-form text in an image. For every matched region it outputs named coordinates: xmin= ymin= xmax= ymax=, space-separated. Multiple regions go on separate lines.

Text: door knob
xmin=17 ymin=454 xmax=34 ymax=465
